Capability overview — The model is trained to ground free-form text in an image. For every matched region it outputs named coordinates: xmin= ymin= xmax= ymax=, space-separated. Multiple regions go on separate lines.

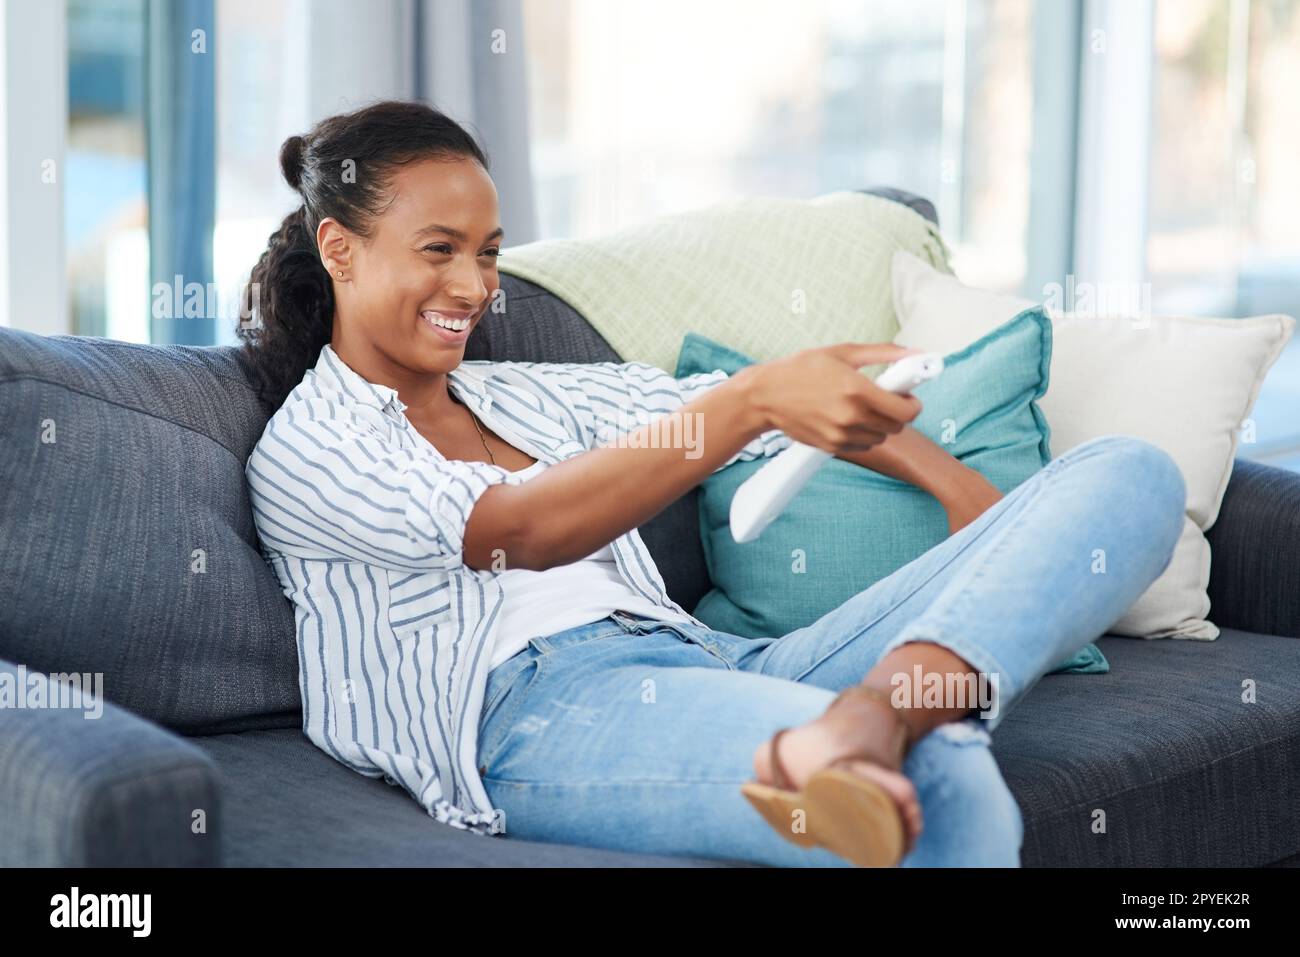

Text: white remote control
xmin=728 ymin=352 xmax=944 ymax=543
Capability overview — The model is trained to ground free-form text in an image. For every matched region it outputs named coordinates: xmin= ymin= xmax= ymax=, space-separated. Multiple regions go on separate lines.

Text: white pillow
xmin=892 ymin=249 xmax=1296 ymax=639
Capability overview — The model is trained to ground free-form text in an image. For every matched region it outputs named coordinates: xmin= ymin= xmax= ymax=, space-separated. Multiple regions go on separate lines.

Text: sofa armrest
xmin=1206 ymin=458 xmax=1300 ymax=639
xmin=0 ymin=657 xmax=222 ymax=866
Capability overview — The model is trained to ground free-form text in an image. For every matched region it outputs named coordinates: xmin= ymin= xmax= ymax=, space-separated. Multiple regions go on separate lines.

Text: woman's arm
xmin=834 ymin=427 xmax=1004 ymax=534
xmin=464 ymin=343 xmax=923 ymax=571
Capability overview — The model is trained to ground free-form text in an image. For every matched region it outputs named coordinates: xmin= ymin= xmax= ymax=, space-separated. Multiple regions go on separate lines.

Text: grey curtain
xmin=414 ymin=0 xmax=538 ymax=246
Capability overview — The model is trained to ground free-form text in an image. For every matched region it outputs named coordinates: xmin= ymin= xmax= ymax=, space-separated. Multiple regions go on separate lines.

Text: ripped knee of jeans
xmin=928 ymin=716 xmax=992 ymax=748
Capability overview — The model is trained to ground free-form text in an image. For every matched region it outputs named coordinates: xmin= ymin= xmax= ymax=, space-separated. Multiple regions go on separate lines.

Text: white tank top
xmin=488 ymin=460 xmax=692 ymax=669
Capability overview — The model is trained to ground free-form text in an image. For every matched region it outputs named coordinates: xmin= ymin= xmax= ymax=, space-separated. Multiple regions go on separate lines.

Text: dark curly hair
xmin=236 ymin=100 xmax=490 ymax=413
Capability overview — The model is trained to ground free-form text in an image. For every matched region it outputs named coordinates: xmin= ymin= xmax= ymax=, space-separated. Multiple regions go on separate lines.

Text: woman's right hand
xmin=738 ymin=343 xmax=925 ymax=453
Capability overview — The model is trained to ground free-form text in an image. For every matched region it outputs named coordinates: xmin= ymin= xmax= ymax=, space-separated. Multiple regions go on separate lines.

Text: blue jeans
xmin=476 ymin=435 xmax=1186 ymax=866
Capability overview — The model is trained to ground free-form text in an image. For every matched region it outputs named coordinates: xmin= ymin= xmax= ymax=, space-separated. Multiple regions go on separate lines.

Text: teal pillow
xmin=675 ymin=308 xmax=1108 ymax=676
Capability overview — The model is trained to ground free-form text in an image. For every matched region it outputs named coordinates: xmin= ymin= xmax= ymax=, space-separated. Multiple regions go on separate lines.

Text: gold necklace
xmin=464 ymin=403 xmax=496 ymax=465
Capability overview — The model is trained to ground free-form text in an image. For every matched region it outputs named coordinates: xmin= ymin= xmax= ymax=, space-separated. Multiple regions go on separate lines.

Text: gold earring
xmin=336 ymin=270 xmax=344 ymax=278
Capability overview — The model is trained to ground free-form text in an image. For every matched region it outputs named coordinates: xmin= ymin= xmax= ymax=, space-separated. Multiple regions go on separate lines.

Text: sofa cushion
xmin=892 ymin=250 xmax=1297 ymax=638
xmin=676 ymin=314 xmax=1111 ymax=677
xmin=0 ymin=327 xmax=300 ymax=734
xmin=189 ymin=727 xmax=747 ymax=867
xmin=189 ymin=626 xmax=1300 ymax=867
xmin=993 ymin=628 xmax=1300 ymax=866
xmin=1206 ymin=458 xmax=1300 ymax=640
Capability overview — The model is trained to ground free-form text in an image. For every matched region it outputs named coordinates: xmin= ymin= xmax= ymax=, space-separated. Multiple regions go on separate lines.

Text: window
xmin=45 ymin=0 xmax=1300 ymax=472
xmin=1149 ymin=0 xmax=1300 ymax=466
xmin=65 ymin=0 xmax=148 ymax=341
xmin=213 ymin=0 xmax=305 ymax=346
xmin=521 ymin=0 xmax=1035 ymax=294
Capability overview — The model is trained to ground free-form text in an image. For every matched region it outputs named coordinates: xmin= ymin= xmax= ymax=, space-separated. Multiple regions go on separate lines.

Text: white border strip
xmin=1072 ymin=0 xmax=1155 ymax=290
xmin=0 ymin=0 xmax=68 ymax=332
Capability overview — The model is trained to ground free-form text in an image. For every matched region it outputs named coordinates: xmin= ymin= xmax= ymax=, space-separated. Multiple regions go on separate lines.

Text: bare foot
xmin=752 ymin=711 xmax=924 ymax=855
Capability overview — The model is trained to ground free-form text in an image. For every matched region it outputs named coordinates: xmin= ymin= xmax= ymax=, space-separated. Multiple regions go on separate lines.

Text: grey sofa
xmin=3 ymin=188 xmax=1299 ymax=868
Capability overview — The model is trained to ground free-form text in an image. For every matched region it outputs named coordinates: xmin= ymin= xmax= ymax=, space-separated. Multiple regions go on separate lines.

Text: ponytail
xmin=238 ymin=205 xmax=333 ymax=412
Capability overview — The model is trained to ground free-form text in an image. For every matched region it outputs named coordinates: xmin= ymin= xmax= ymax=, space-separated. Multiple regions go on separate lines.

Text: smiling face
xmin=321 ymin=156 xmax=503 ymax=379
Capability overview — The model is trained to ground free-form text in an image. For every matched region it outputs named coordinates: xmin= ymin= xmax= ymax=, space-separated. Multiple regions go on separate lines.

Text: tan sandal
xmin=740 ymin=684 xmax=916 ymax=867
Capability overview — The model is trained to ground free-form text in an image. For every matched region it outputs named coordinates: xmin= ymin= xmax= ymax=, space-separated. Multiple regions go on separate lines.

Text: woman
xmin=240 ymin=100 xmax=1186 ymax=867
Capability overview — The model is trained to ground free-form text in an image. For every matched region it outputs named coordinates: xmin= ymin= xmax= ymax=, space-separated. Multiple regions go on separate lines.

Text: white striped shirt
xmin=245 ymin=343 xmax=790 ymax=835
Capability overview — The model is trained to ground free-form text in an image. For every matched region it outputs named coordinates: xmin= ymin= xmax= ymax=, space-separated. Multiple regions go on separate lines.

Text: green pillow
xmin=675 ymin=308 xmax=1108 ymax=676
